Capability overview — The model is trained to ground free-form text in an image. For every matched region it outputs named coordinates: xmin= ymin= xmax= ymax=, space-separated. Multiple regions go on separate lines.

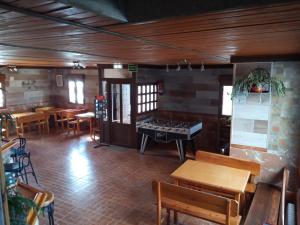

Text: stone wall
xmin=0 ymin=68 xmax=53 ymax=112
xmin=230 ymin=61 xmax=300 ymax=189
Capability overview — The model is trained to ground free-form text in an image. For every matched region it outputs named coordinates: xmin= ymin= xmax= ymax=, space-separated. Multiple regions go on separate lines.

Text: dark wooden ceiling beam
xmin=0 ymin=2 xmax=228 ymax=61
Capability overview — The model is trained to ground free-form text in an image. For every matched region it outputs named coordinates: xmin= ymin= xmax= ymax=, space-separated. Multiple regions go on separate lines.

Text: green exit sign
xmin=128 ymin=64 xmax=138 ymax=72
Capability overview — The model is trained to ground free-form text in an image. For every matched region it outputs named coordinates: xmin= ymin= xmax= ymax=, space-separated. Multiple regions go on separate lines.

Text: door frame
xmin=98 ymin=65 xmax=137 ymax=148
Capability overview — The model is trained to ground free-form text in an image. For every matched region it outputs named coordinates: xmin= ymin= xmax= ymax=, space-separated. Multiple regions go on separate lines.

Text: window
xmin=0 ymin=82 xmax=4 ymax=108
xmin=221 ymin=85 xmax=233 ymax=116
xmin=137 ymin=83 xmax=158 ymax=114
xmin=68 ymin=79 xmax=84 ymax=104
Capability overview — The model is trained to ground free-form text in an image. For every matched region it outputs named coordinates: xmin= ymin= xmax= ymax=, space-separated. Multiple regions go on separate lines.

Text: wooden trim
xmin=231 ymin=55 xmax=300 ymax=63
xmin=230 ymin=144 xmax=267 ymax=152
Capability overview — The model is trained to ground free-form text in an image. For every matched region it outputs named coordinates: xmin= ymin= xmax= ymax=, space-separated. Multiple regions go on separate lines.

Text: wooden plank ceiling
xmin=0 ymin=0 xmax=299 ymax=67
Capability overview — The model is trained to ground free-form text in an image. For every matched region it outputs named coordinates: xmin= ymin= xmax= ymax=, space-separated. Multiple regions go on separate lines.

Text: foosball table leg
xmin=176 ymin=140 xmax=185 ymax=162
xmin=140 ymin=134 xmax=149 ymax=154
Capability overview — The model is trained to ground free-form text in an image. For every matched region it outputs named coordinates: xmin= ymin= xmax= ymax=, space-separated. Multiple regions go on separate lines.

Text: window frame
xmin=218 ymin=75 xmax=233 ymax=117
xmin=0 ymin=75 xmax=6 ymax=109
xmin=137 ymin=82 xmax=158 ymax=115
xmin=68 ymin=77 xmax=85 ymax=105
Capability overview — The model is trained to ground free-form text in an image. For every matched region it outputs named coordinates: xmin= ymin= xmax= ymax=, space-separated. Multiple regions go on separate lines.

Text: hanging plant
xmin=231 ymin=68 xmax=286 ymax=99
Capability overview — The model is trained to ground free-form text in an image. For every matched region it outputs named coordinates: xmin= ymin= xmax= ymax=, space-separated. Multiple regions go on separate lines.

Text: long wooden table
xmin=12 ymin=112 xmax=49 ymax=136
xmin=170 ymin=160 xmax=250 ymax=204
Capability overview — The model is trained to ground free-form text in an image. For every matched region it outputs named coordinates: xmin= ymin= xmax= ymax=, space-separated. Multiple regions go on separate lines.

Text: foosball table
xmin=136 ymin=118 xmax=203 ymax=161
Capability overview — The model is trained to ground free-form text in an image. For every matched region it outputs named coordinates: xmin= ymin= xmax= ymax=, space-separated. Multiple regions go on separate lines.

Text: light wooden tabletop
xmin=171 ymin=160 xmax=250 ymax=194
xmin=12 ymin=112 xmax=39 ymax=118
xmin=75 ymin=112 xmax=95 ymax=118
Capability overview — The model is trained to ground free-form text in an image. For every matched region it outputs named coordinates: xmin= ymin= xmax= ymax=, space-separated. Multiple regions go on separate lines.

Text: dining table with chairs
xmin=154 ymin=150 xmax=261 ymax=225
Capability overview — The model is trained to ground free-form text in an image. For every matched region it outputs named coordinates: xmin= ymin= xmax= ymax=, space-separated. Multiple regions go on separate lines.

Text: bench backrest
xmin=196 ymin=151 xmax=261 ymax=192
xmin=155 ymin=181 xmax=239 ymax=225
xmin=279 ymin=168 xmax=289 ymax=225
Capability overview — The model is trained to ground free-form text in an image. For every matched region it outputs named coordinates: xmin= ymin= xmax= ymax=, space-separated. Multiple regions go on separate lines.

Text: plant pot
xmin=250 ymin=84 xmax=268 ymax=93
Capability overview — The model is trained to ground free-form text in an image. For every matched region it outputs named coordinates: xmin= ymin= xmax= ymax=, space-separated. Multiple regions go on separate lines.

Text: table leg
xmin=54 ymin=113 xmax=58 ymax=129
xmin=235 ymin=193 xmax=241 ymax=215
xmin=89 ymin=118 xmax=93 ymax=136
xmin=140 ymin=134 xmax=148 ymax=154
xmin=77 ymin=119 xmax=80 ymax=134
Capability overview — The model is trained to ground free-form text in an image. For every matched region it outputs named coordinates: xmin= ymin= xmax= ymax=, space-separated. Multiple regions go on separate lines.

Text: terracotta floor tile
xmin=20 ymin=131 xmax=216 ymax=225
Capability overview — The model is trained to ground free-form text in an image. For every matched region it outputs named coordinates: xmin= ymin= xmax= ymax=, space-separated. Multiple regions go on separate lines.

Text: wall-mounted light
xmin=166 ymin=64 xmax=169 ymax=72
xmin=73 ymin=61 xmax=85 ymax=70
xmin=201 ymin=62 xmax=205 ymax=72
xmin=113 ymin=63 xmax=123 ymax=69
xmin=188 ymin=62 xmax=193 ymax=71
xmin=176 ymin=63 xmax=181 ymax=71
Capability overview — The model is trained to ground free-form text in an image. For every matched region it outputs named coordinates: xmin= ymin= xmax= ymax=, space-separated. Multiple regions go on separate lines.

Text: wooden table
xmin=12 ymin=112 xmax=49 ymax=136
xmin=75 ymin=112 xmax=95 ymax=135
xmin=41 ymin=108 xmax=66 ymax=128
xmin=171 ymin=160 xmax=250 ymax=203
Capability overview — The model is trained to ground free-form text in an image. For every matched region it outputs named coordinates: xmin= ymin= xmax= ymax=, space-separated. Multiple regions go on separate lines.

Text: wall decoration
xmin=56 ymin=75 xmax=63 ymax=87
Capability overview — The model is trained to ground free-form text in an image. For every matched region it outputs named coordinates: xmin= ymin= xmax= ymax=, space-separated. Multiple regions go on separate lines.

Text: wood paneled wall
xmin=0 ymin=68 xmax=53 ymax=112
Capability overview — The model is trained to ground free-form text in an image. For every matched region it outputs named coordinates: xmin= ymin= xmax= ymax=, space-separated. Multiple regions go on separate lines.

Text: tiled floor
xmin=23 ymin=131 xmax=214 ymax=225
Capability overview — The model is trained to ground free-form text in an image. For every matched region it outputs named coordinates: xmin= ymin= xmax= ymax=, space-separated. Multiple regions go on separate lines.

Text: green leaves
xmin=232 ymin=68 xmax=286 ymax=99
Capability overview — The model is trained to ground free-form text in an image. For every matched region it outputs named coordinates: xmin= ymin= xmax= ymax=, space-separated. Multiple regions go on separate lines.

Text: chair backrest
xmin=26 ymin=192 xmax=47 ymax=225
xmin=35 ymin=107 xmax=54 ymax=113
xmin=279 ymin=168 xmax=290 ymax=225
xmin=196 ymin=151 xmax=260 ymax=192
xmin=155 ymin=181 xmax=239 ymax=225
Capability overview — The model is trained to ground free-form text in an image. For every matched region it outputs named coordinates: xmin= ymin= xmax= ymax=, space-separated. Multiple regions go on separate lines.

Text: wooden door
xmin=103 ymin=79 xmax=136 ymax=148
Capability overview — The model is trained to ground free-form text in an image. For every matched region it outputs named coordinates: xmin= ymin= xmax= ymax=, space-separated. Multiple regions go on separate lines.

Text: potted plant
xmin=231 ymin=68 xmax=286 ymax=99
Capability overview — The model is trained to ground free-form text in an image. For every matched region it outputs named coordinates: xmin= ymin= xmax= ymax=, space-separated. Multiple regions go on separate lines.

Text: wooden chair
xmin=17 ymin=182 xmax=55 ymax=225
xmin=195 ymin=151 xmax=261 ymax=193
xmin=153 ymin=181 xmax=241 ymax=225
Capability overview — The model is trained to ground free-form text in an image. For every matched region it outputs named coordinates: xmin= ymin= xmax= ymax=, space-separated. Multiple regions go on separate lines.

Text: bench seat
xmin=244 ymin=183 xmax=281 ymax=225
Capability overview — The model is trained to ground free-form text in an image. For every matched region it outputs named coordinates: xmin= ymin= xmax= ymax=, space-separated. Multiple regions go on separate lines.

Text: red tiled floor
xmin=23 ymin=131 xmax=215 ymax=225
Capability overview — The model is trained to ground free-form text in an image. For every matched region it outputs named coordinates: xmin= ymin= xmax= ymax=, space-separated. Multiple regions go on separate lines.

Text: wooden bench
xmin=153 ymin=181 xmax=241 ymax=225
xmin=195 ymin=151 xmax=261 ymax=193
xmin=244 ymin=168 xmax=289 ymax=225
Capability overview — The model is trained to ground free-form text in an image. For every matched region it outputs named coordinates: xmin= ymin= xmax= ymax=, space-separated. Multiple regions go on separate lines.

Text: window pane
xmin=122 ymin=84 xmax=131 ymax=124
xmin=76 ymin=81 xmax=84 ymax=104
xmin=142 ymin=85 xmax=146 ymax=93
xmin=68 ymin=81 xmax=76 ymax=103
xmin=150 ymin=102 xmax=153 ymax=110
xmin=138 ymin=105 xmax=141 ymax=113
xmin=142 ymin=104 xmax=145 ymax=112
xmin=147 ymin=85 xmax=150 ymax=93
xmin=0 ymin=90 xmax=4 ymax=107
xmin=138 ymin=95 xmax=141 ymax=104
xmin=138 ymin=86 xmax=141 ymax=94
xmin=222 ymin=86 xmax=233 ymax=116
xmin=111 ymin=84 xmax=121 ymax=123
xmin=146 ymin=103 xmax=150 ymax=111
xmin=154 ymin=102 xmax=157 ymax=109
xmin=154 ymin=85 xmax=157 ymax=92
xmin=151 ymin=85 xmax=154 ymax=93
xmin=146 ymin=94 xmax=150 ymax=102
xmin=151 ymin=94 xmax=154 ymax=101
xmin=154 ymin=94 xmax=157 ymax=101
xmin=142 ymin=95 xmax=146 ymax=103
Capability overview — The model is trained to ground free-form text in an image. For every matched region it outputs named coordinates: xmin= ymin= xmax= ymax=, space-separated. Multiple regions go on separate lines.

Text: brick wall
xmin=137 ymin=67 xmax=233 ymax=151
xmin=51 ymin=68 xmax=99 ymax=111
xmin=0 ymin=68 xmax=53 ymax=112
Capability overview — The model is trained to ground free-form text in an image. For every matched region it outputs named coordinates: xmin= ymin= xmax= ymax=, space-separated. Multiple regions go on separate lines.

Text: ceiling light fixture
xmin=166 ymin=64 xmax=169 ymax=72
xmin=7 ymin=65 xmax=18 ymax=72
xmin=73 ymin=61 xmax=85 ymax=70
xmin=201 ymin=62 xmax=205 ymax=72
xmin=176 ymin=63 xmax=181 ymax=72
xmin=113 ymin=62 xmax=123 ymax=69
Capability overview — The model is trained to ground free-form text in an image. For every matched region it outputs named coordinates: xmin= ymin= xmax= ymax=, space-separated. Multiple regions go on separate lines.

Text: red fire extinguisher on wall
xmin=157 ymin=80 xmax=164 ymax=95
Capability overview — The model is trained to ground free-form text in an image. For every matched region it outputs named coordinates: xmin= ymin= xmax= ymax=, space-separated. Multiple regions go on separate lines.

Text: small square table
xmin=171 ymin=160 xmax=250 ymax=203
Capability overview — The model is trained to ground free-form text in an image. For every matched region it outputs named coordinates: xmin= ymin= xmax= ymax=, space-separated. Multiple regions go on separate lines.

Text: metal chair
xmin=4 ymin=152 xmax=38 ymax=184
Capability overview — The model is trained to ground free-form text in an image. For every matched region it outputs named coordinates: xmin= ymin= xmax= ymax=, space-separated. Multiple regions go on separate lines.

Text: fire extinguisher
xmin=157 ymin=80 xmax=164 ymax=95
